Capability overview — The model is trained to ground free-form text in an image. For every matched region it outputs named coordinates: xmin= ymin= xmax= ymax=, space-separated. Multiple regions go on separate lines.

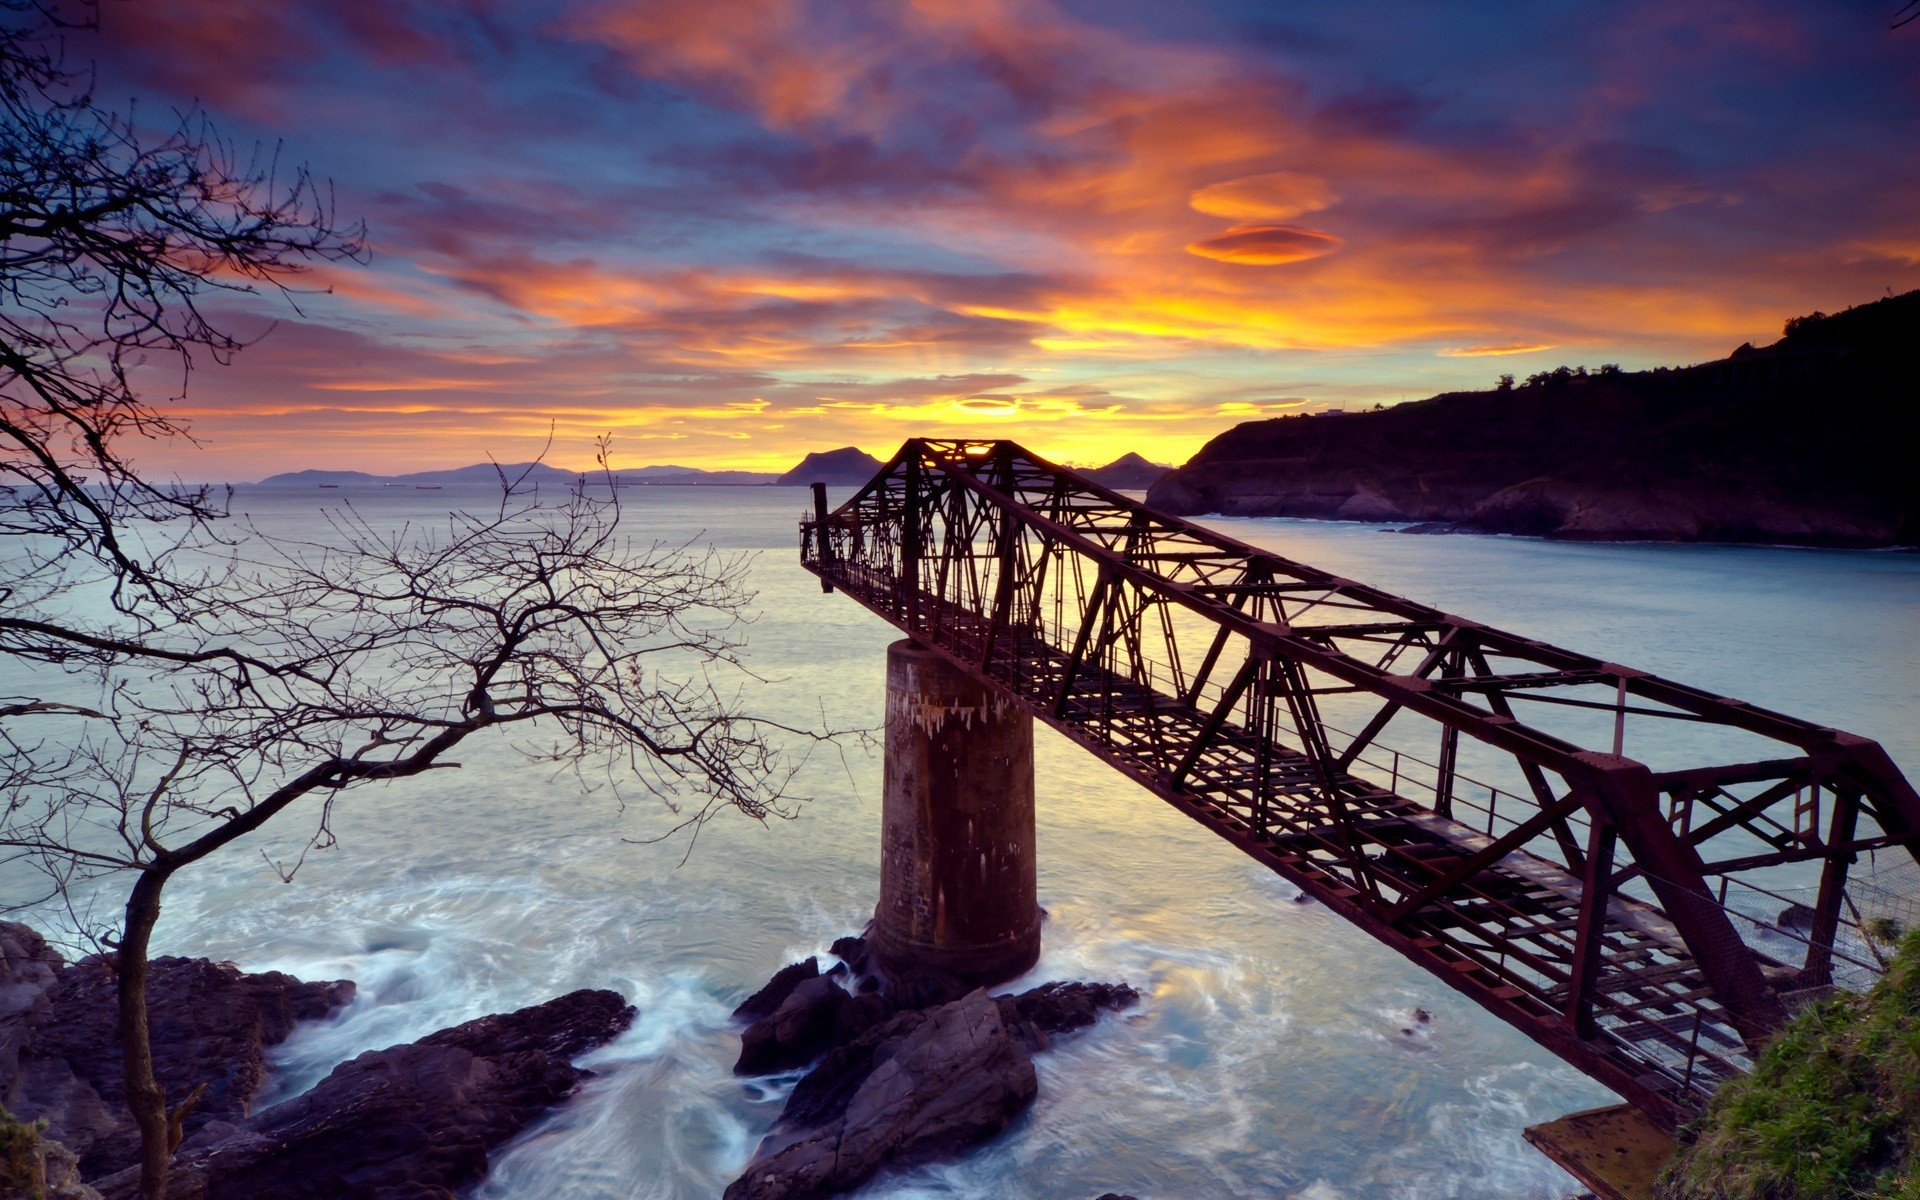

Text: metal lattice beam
xmin=800 ymin=438 xmax=1920 ymax=1127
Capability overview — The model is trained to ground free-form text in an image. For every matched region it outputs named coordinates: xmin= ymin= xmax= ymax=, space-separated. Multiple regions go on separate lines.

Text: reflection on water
xmin=31 ymin=486 xmax=1920 ymax=1199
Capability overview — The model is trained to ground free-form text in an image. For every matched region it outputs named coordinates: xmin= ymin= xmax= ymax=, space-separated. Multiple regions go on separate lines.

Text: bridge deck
xmin=802 ymin=439 xmax=1920 ymax=1126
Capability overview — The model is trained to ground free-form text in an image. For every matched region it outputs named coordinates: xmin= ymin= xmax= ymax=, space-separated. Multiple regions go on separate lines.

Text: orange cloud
xmin=1189 ymin=172 xmax=1335 ymax=222
xmin=1185 ymin=225 xmax=1344 ymax=265
xmin=1437 ymin=343 xmax=1557 ymax=357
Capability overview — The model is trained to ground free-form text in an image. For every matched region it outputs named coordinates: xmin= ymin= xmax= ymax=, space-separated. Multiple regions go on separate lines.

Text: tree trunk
xmin=119 ymin=868 xmax=173 ymax=1200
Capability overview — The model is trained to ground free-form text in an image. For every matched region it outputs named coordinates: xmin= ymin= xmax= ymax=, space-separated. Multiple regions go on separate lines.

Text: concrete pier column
xmin=872 ymin=638 xmax=1040 ymax=985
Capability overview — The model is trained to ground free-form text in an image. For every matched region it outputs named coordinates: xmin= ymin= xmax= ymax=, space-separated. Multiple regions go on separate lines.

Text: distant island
xmin=776 ymin=447 xmax=884 ymax=486
xmin=253 ymin=461 xmax=782 ymax=488
xmin=256 ymin=447 xmax=1177 ymax=494
xmin=1147 ymin=289 xmax=1920 ymax=548
xmin=1080 ymin=452 xmax=1173 ymax=490
xmin=774 ymin=447 xmax=1172 ymax=490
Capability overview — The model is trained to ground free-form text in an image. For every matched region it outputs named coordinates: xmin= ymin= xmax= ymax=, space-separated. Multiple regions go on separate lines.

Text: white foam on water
xmin=21 ymin=488 xmax=1914 ymax=1198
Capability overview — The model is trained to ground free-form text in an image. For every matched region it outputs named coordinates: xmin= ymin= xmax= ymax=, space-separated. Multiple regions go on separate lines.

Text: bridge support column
xmin=872 ymin=638 xmax=1040 ymax=985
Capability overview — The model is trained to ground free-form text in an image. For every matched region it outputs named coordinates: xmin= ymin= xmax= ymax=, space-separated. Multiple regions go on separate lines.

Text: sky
xmin=87 ymin=0 xmax=1920 ymax=479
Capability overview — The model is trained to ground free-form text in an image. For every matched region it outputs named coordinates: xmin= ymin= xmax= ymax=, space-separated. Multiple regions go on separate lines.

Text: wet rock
xmin=833 ymin=992 xmax=892 ymax=1047
xmin=0 ymin=922 xmax=355 ymax=1179
xmin=418 ymin=988 xmax=632 ymax=1060
xmin=999 ymin=981 xmax=1140 ymax=1051
xmin=724 ymin=990 xmax=1037 ymax=1200
xmin=776 ymin=1008 xmax=928 ymax=1131
xmin=737 ymin=975 xmax=853 ymax=1075
xmin=96 ymin=989 xmax=634 ymax=1200
xmin=725 ymin=947 xmax=1140 ymax=1200
xmin=878 ymin=963 xmax=971 ymax=1014
xmin=735 ymin=957 xmax=820 ymax=1022
xmin=827 ymin=937 xmax=870 ymax=975
xmin=1776 ymin=902 xmax=1818 ymax=933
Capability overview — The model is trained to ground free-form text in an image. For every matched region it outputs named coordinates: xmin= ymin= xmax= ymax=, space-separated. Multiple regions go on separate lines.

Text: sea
xmin=15 ymin=482 xmax=1920 ymax=1200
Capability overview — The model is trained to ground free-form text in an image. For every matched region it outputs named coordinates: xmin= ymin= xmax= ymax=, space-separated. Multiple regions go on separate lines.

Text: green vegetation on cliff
xmin=1 ymin=1109 xmax=48 ymax=1200
xmin=1658 ymin=931 xmax=1920 ymax=1199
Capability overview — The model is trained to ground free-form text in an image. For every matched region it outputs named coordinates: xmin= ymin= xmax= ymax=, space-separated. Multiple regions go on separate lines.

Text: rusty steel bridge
xmin=799 ymin=438 xmax=1920 ymax=1128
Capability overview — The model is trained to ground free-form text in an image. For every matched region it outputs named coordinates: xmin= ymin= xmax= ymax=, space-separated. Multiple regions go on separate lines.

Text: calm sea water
xmin=29 ymin=485 xmax=1920 ymax=1200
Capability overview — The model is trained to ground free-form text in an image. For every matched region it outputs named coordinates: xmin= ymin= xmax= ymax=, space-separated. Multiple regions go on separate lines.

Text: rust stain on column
xmin=872 ymin=638 xmax=1040 ymax=985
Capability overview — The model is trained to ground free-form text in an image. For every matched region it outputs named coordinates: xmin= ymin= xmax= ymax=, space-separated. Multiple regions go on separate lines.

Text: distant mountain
xmin=612 ymin=469 xmax=778 ymax=486
xmin=252 ymin=468 xmax=387 ymax=487
xmin=254 ymin=462 xmax=578 ymax=488
xmin=1081 ymin=452 xmax=1172 ymax=490
xmin=1147 ymin=289 xmax=1920 ymax=547
xmin=777 ymin=447 xmax=884 ymax=486
xmin=254 ymin=462 xmax=778 ymax=487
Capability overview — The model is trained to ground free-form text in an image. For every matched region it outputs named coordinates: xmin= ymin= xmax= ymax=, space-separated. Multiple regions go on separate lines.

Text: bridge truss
xmin=799 ymin=438 xmax=1920 ymax=1126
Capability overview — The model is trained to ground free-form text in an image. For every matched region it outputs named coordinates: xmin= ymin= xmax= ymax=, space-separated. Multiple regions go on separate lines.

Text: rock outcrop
xmin=727 ymin=937 xmax=1138 ymax=1200
xmin=100 ymin=989 xmax=635 ymax=1200
xmin=777 ymin=447 xmax=885 ymax=487
xmin=3 ymin=922 xmax=635 ymax=1198
xmin=1147 ymin=290 xmax=1920 ymax=548
xmin=726 ymin=989 xmax=1037 ymax=1200
xmin=1 ymin=1106 xmax=106 ymax=1200
xmin=0 ymin=923 xmax=354 ymax=1179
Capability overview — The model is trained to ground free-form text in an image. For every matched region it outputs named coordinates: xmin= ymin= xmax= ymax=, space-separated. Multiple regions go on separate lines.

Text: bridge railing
xmin=801 ymin=438 xmax=1920 ymax=1125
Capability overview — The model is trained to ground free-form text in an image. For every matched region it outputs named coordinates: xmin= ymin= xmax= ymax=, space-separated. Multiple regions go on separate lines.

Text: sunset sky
xmin=95 ymin=0 xmax=1920 ymax=479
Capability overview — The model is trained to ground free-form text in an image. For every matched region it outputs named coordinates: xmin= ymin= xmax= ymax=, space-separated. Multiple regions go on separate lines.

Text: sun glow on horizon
xmin=92 ymin=0 xmax=1920 ymax=481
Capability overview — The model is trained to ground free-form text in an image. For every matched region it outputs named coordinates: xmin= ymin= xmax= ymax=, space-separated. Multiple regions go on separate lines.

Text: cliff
xmin=1146 ymin=291 xmax=1920 ymax=547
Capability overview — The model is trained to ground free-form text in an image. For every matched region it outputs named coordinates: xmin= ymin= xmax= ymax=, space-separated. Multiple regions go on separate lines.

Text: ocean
xmin=18 ymin=482 xmax=1920 ymax=1200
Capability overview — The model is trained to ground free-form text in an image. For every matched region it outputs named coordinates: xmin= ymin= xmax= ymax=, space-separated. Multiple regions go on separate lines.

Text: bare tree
xmin=1 ymin=9 xmax=817 ymax=1197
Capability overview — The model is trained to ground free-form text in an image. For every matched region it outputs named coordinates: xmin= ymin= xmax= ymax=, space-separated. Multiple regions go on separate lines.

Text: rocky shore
xmin=1147 ymin=291 xmax=1919 ymax=548
xmin=0 ymin=922 xmax=632 ymax=1198
xmin=726 ymin=934 xmax=1140 ymax=1200
xmin=4 ymin=919 xmax=1145 ymax=1198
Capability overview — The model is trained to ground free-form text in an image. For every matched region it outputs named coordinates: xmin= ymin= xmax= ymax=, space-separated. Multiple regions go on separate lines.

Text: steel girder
xmin=800 ymin=438 xmax=1920 ymax=1127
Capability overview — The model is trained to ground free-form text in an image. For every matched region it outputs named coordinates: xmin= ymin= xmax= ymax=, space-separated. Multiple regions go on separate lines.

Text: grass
xmin=0 ymin=1108 xmax=46 ymax=1200
xmin=1658 ymin=930 xmax=1920 ymax=1199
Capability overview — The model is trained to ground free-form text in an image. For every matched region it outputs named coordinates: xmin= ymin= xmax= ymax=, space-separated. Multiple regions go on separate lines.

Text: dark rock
xmin=778 ymin=1008 xmax=926 ymax=1131
xmin=724 ymin=990 xmax=1037 ymax=1200
xmin=734 ymin=957 xmax=820 ymax=1022
xmin=827 ymin=937 xmax=869 ymax=975
xmin=1777 ymin=902 xmax=1818 ymax=933
xmin=1 ymin=922 xmax=64 ymax=1084
xmin=418 ymin=988 xmax=633 ymax=1060
xmin=833 ymin=992 xmax=892 ymax=1046
xmin=1093 ymin=1194 xmax=1142 ymax=1199
xmin=728 ymin=940 xmax=1139 ymax=1200
xmin=878 ymin=964 xmax=971 ymax=1014
xmin=1 ymin=925 xmax=109 ymax=1168
xmin=96 ymin=989 xmax=634 ymax=1200
xmin=999 ymin=981 xmax=1139 ymax=1050
xmin=44 ymin=1138 xmax=104 ymax=1200
xmin=726 ymin=964 xmax=1138 ymax=1200
xmin=0 ymin=923 xmax=355 ymax=1180
xmin=736 ymin=975 xmax=851 ymax=1076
